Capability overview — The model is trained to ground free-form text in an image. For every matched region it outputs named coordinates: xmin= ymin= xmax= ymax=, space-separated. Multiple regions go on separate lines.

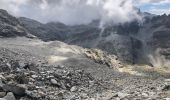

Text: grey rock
xmin=3 ymin=92 xmax=16 ymax=100
xmin=0 ymin=98 xmax=6 ymax=100
xmin=0 ymin=92 xmax=6 ymax=98
xmin=26 ymin=90 xmax=45 ymax=99
xmin=162 ymin=85 xmax=170 ymax=91
xmin=50 ymin=79 xmax=60 ymax=86
xmin=118 ymin=92 xmax=129 ymax=98
xmin=0 ymin=80 xmax=4 ymax=87
xmin=2 ymin=84 xmax=26 ymax=96
xmin=6 ymin=63 xmax=11 ymax=69
xmin=165 ymin=79 xmax=170 ymax=82
xmin=31 ymin=75 xmax=38 ymax=79
xmin=70 ymin=86 xmax=77 ymax=92
xmin=164 ymin=98 xmax=170 ymax=100
xmin=18 ymin=62 xmax=27 ymax=68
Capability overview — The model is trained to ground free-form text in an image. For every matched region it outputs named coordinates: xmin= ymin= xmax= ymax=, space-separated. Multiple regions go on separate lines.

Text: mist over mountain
xmin=0 ymin=0 xmax=142 ymax=25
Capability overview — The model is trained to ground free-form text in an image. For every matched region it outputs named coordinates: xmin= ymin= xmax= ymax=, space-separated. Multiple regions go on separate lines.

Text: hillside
xmin=0 ymin=9 xmax=170 ymax=99
xmin=19 ymin=13 xmax=170 ymax=67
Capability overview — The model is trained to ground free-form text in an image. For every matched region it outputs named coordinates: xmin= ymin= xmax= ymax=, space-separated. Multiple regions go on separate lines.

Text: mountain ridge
xmin=0 ymin=9 xmax=169 ymax=67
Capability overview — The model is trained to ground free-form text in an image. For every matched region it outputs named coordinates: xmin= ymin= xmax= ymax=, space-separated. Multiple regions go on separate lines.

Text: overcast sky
xmin=0 ymin=0 xmax=170 ymax=25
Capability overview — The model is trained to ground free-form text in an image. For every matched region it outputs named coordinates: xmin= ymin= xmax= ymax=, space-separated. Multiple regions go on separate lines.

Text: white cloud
xmin=0 ymin=0 xmax=143 ymax=25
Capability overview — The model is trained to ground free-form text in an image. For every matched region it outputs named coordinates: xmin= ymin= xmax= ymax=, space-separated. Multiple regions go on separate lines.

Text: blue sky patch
xmin=139 ymin=2 xmax=170 ymax=15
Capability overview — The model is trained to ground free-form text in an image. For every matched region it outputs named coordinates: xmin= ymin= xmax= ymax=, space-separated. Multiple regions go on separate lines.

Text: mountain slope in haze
xmin=19 ymin=17 xmax=69 ymax=41
xmin=0 ymin=9 xmax=30 ymax=37
xmin=19 ymin=17 xmax=141 ymax=63
xmin=136 ymin=14 xmax=170 ymax=67
xmin=19 ymin=12 xmax=170 ymax=67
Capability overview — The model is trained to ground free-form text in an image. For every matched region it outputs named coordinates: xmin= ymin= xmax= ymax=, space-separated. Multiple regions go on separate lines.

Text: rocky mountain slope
xmin=0 ymin=37 xmax=122 ymax=99
xmin=19 ymin=17 xmax=141 ymax=63
xmin=0 ymin=9 xmax=32 ymax=38
xmin=19 ymin=17 xmax=68 ymax=41
xmin=0 ymin=37 xmax=170 ymax=100
xmin=19 ymin=13 xmax=170 ymax=67
xmin=0 ymin=9 xmax=170 ymax=100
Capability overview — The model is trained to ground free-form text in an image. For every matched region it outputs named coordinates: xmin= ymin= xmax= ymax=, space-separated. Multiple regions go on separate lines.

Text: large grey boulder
xmin=2 ymin=84 xmax=26 ymax=96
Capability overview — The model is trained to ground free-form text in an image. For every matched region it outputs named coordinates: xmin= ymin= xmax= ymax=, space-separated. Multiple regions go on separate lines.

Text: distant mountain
xmin=19 ymin=17 xmax=69 ymax=41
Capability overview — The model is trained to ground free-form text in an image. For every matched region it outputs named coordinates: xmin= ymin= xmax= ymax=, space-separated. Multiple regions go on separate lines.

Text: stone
xmin=164 ymin=98 xmax=170 ymax=100
xmin=70 ymin=86 xmax=77 ymax=92
xmin=2 ymin=84 xmax=26 ymax=96
xmin=0 ymin=98 xmax=6 ymax=100
xmin=31 ymin=75 xmax=38 ymax=79
xmin=26 ymin=90 xmax=45 ymax=99
xmin=112 ymin=93 xmax=119 ymax=97
xmin=165 ymin=79 xmax=170 ymax=82
xmin=142 ymin=92 xmax=149 ymax=97
xmin=118 ymin=92 xmax=129 ymax=98
xmin=69 ymin=95 xmax=77 ymax=100
xmin=0 ymin=80 xmax=4 ymax=87
xmin=18 ymin=62 xmax=26 ymax=68
xmin=15 ymin=74 xmax=29 ymax=84
xmin=162 ymin=85 xmax=170 ymax=91
xmin=0 ymin=75 xmax=5 ymax=80
xmin=3 ymin=92 xmax=16 ymax=100
xmin=0 ymin=92 xmax=6 ymax=98
xmin=80 ymin=93 xmax=88 ymax=99
xmin=50 ymin=79 xmax=60 ymax=86
xmin=89 ymin=81 xmax=95 ymax=87
xmin=6 ymin=63 xmax=11 ymax=69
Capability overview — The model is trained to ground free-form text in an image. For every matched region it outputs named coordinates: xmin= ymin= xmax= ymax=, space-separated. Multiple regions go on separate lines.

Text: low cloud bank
xmin=0 ymin=0 xmax=143 ymax=25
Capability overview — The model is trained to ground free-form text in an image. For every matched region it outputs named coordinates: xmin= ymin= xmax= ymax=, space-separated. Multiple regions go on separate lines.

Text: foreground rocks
xmin=0 ymin=65 xmax=105 ymax=100
xmin=0 ymin=45 xmax=168 ymax=100
xmin=0 ymin=58 xmax=169 ymax=100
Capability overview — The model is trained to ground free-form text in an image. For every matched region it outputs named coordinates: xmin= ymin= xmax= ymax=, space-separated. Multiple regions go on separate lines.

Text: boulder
xmin=0 ymin=92 xmax=6 ymax=98
xmin=2 ymin=84 xmax=26 ymax=96
xmin=50 ymin=79 xmax=60 ymax=86
xmin=3 ymin=92 xmax=16 ymax=100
